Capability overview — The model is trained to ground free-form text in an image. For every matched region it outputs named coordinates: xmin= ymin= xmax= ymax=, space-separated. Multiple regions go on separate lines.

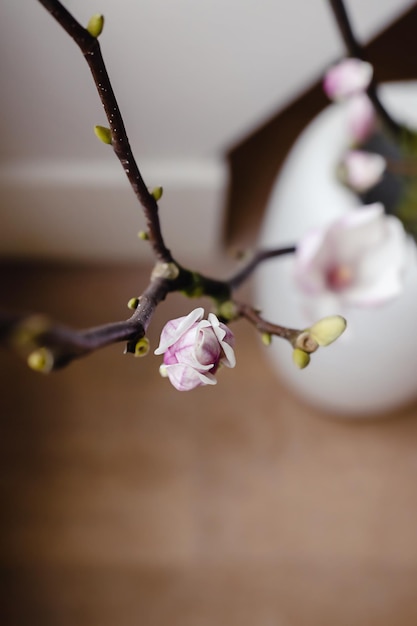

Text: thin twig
xmin=3 ymin=276 xmax=173 ymax=369
xmin=37 ymin=0 xmax=173 ymax=263
xmin=228 ymin=246 xmax=296 ymax=291
xmin=234 ymin=302 xmax=299 ymax=342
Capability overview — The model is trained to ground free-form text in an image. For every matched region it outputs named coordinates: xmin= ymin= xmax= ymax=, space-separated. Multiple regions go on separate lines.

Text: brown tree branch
xmin=37 ymin=0 xmax=173 ymax=263
xmin=227 ymin=246 xmax=296 ymax=291
xmin=0 ymin=1 xmax=304 ymax=373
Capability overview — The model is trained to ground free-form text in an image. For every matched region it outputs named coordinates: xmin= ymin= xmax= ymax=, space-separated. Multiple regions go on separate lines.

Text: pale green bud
xmin=309 ymin=315 xmax=347 ymax=346
xmin=94 ymin=125 xmax=112 ymax=145
xmin=261 ymin=332 xmax=272 ymax=346
xmin=127 ymin=297 xmax=140 ymax=310
xmin=87 ymin=14 xmax=104 ymax=38
xmin=134 ymin=337 xmax=150 ymax=357
xmin=292 ymin=348 xmax=310 ymax=369
xmin=137 ymin=230 xmax=149 ymax=241
xmin=216 ymin=300 xmax=237 ymax=322
xmin=151 ymin=186 xmax=163 ymax=201
xmin=27 ymin=347 xmax=54 ymax=373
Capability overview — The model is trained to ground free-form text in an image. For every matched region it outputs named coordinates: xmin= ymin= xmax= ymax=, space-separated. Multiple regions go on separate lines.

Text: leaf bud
xmin=94 ymin=125 xmax=112 ymax=145
xmin=134 ymin=337 xmax=150 ymax=357
xmin=261 ymin=332 xmax=272 ymax=346
xmin=87 ymin=14 xmax=104 ymax=38
xmin=127 ymin=297 xmax=140 ymax=310
xmin=151 ymin=186 xmax=163 ymax=201
xmin=292 ymin=348 xmax=310 ymax=369
xmin=27 ymin=347 xmax=54 ymax=373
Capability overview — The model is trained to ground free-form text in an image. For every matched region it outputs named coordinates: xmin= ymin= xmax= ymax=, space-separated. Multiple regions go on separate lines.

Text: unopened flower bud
xmin=155 ymin=307 xmax=236 ymax=391
xmin=309 ymin=315 xmax=347 ymax=346
xmin=138 ymin=231 xmax=149 ymax=241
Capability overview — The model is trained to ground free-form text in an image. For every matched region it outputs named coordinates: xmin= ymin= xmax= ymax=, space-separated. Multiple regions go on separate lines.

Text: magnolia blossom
xmin=323 ymin=58 xmax=373 ymax=101
xmin=347 ymin=93 xmax=376 ymax=143
xmin=294 ymin=203 xmax=409 ymax=307
xmin=155 ymin=307 xmax=235 ymax=391
xmin=340 ymin=150 xmax=386 ymax=192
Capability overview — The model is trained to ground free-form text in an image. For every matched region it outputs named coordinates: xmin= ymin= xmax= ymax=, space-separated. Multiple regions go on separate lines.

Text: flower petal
xmin=164 ymin=363 xmax=217 ymax=391
xmin=294 ymin=204 xmax=409 ymax=308
xmin=154 ymin=307 xmax=204 ymax=354
xmin=347 ymin=94 xmax=376 ymax=144
xmin=207 ymin=313 xmax=236 ymax=368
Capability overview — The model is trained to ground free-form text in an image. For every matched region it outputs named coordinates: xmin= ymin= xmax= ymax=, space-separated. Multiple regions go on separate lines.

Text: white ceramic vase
xmin=255 ymin=82 xmax=417 ymax=417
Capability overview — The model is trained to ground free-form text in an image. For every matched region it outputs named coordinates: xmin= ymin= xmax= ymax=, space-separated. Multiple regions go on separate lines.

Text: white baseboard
xmin=0 ymin=157 xmax=228 ymax=263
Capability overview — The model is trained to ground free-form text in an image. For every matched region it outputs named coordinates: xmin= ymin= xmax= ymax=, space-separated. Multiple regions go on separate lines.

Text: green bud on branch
xmin=138 ymin=231 xmax=149 ymax=241
xmin=309 ymin=315 xmax=347 ymax=346
xmin=151 ymin=187 xmax=163 ymax=201
xmin=127 ymin=297 xmax=140 ymax=310
xmin=27 ymin=347 xmax=54 ymax=373
xmin=94 ymin=125 xmax=112 ymax=145
xmin=261 ymin=332 xmax=272 ymax=346
xmin=292 ymin=348 xmax=310 ymax=369
xmin=134 ymin=337 xmax=150 ymax=357
xmin=87 ymin=14 xmax=104 ymax=38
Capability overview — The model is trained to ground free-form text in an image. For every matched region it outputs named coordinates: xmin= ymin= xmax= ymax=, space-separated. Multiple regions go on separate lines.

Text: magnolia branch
xmin=37 ymin=0 xmax=172 ymax=263
xmin=328 ymin=0 xmax=402 ymax=137
xmin=1 ymin=243 xmax=297 ymax=370
xmin=0 ymin=0 xmax=336 ymax=374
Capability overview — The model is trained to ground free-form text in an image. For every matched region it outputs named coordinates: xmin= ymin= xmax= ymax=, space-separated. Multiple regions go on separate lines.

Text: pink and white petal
xmin=165 ymin=363 xmax=217 ymax=391
xmin=330 ymin=204 xmax=385 ymax=262
xmin=155 ymin=307 xmax=204 ymax=354
xmin=351 ymin=217 xmax=408 ymax=284
xmin=294 ymin=228 xmax=331 ymax=294
xmin=347 ymin=94 xmax=376 ymax=144
xmin=194 ymin=325 xmax=221 ymax=366
xmin=207 ymin=314 xmax=236 ymax=368
xmin=344 ymin=270 xmax=404 ymax=306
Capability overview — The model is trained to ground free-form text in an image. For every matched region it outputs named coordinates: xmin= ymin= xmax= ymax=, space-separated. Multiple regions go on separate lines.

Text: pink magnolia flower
xmin=294 ymin=203 xmax=409 ymax=307
xmin=323 ymin=58 xmax=373 ymax=101
xmin=340 ymin=150 xmax=386 ymax=192
xmin=347 ymin=93 xmax=376 ymax=143
xmin=154 ymin=307 xmax=236 ymax=391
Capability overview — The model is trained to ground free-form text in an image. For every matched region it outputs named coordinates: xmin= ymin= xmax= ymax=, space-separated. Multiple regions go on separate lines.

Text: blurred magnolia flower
xmin=294 ymin=203 xmax=409 ymax=307
xmin=323 ymin=58 xmax=373 ymax=101
xmin=339 ymin=150 xmax=386 ymax=192
xmin=347 ymin=93 xmax=376 ymax=144
xmin=155 ymin=307 xmax=235 ymax=391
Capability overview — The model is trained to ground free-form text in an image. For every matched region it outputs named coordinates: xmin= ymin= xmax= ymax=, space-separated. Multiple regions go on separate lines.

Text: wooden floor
xmin=2 ymin=262 xmax=417 ymax=625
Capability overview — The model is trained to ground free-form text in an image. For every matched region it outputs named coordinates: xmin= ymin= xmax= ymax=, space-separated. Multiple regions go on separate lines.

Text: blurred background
xmin=2 ymin=1 xmax=417 ymax=624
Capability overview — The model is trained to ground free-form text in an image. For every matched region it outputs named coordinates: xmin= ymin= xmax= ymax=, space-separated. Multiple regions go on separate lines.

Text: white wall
xmin=0 ymin=0 xmax=414 ymax=261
